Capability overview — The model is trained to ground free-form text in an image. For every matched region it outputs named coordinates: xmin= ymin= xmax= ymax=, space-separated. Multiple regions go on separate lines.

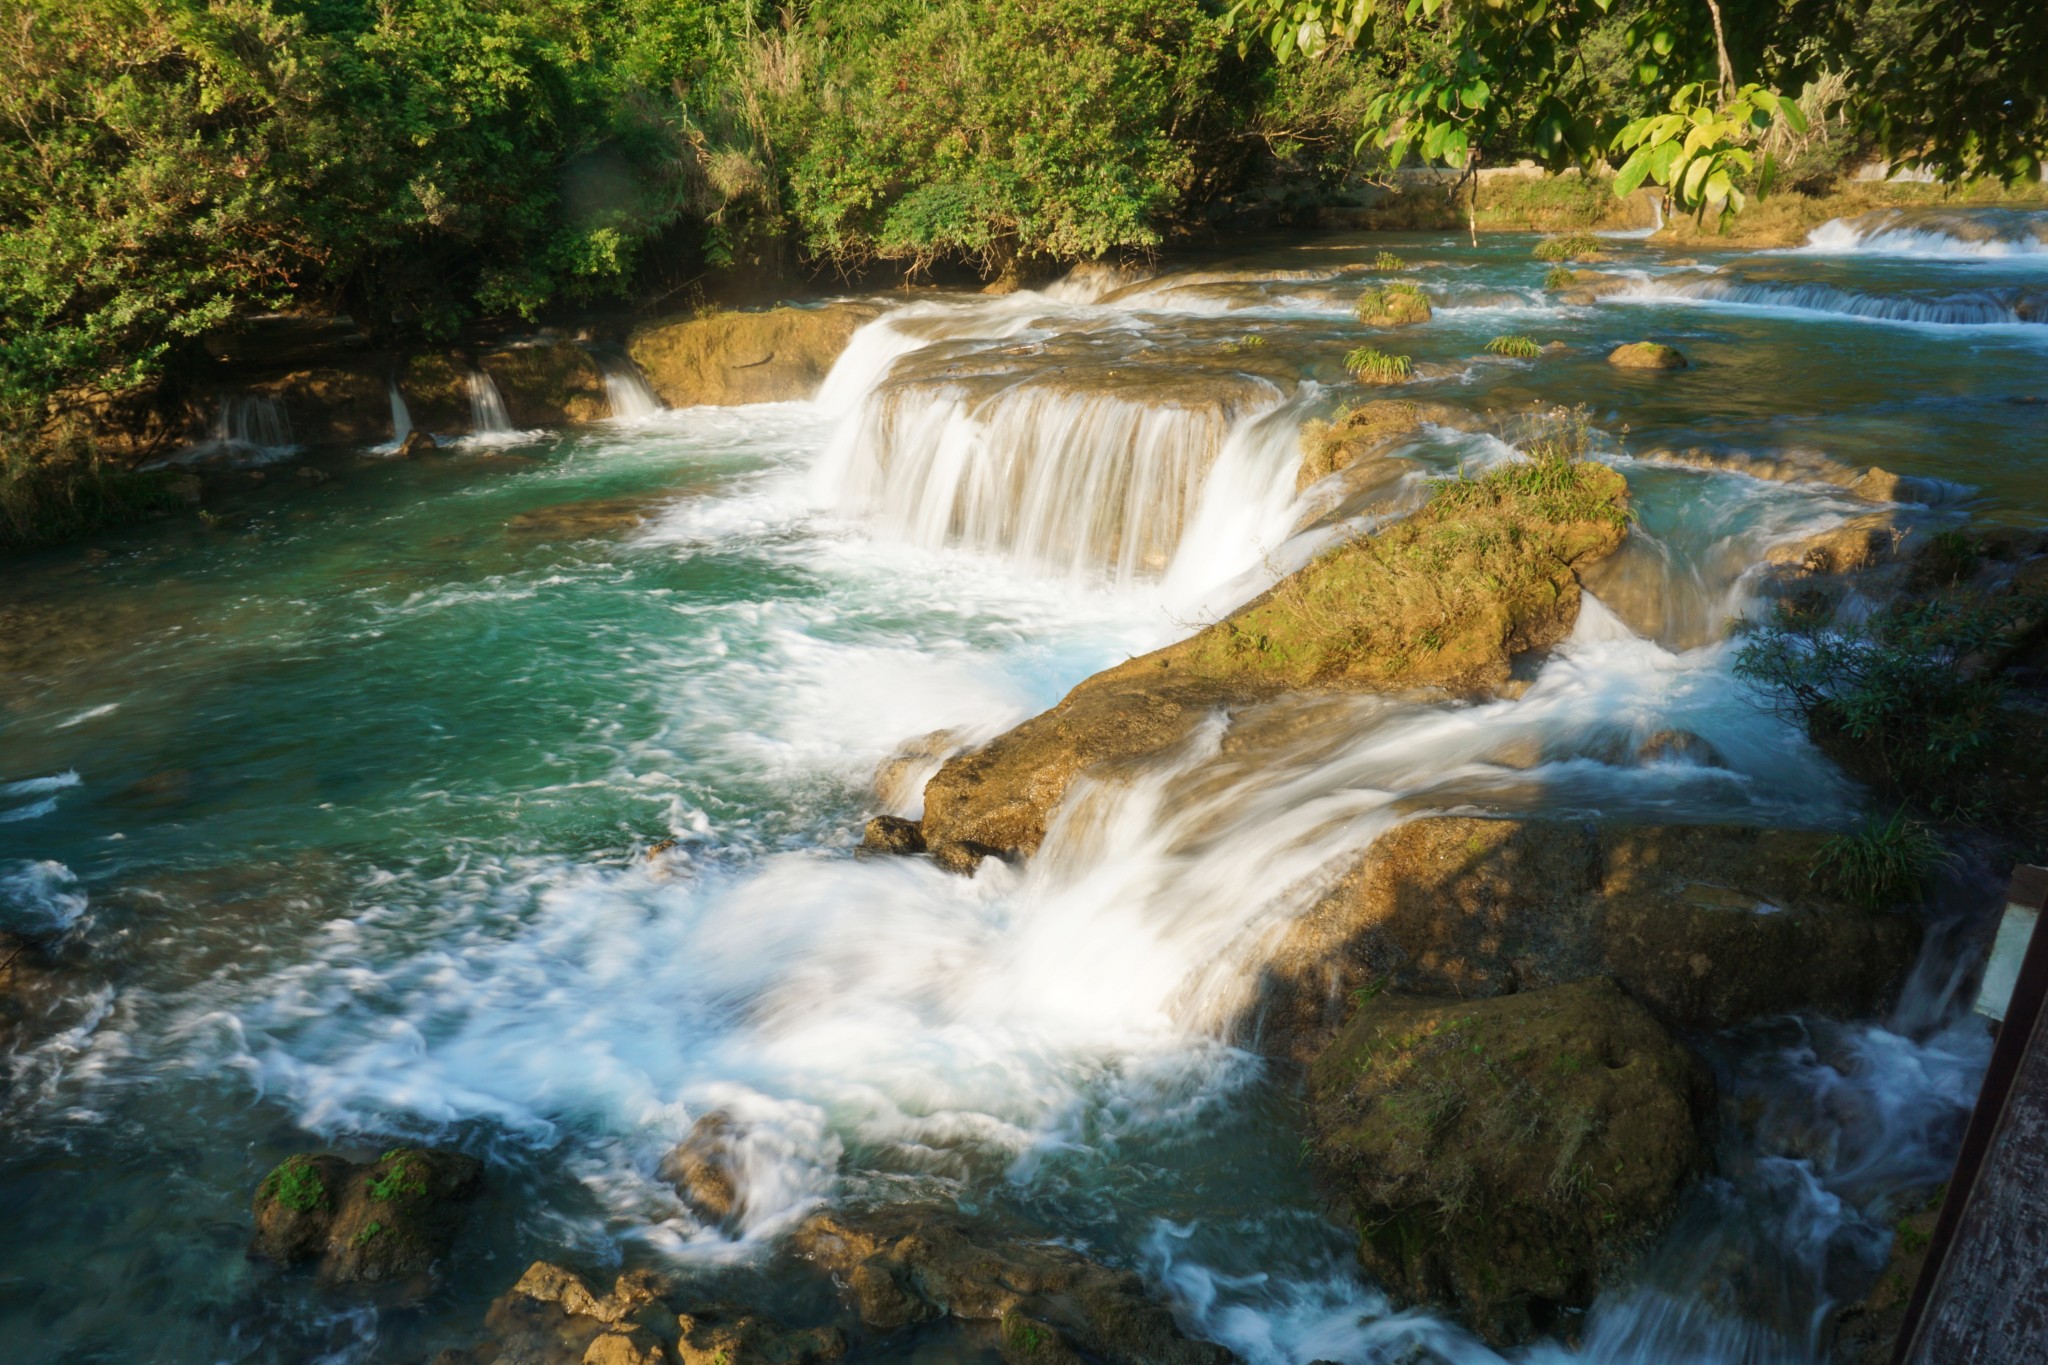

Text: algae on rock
xmin=1307 ymin=977 xmax=1708 ymax=1347
xmin=627 ymin=302 xmax=884 ymax=407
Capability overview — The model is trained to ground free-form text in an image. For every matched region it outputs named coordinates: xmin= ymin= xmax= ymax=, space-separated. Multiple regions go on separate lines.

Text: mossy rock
xmin=1307 ymin=977 xmax=1708 ymax=1346
xmin=479 ymin=342 xmax=609 ymax=426
xmin=1355 ymin=283 xmax=1433 ymax=327
xmin=1607 ymin=341 xmax=1688 ymax=370
xmin=401 ymin=352 xmax=475 ymax=433
xmin=920 ymin=453 xmax=1629 ymax=868
xmin=626 ymin=302 xmax=884 ymax=408
xmin=1259 ymin=817 xmax=1922 ymax=1061
xmin=249 ymin=1146 xmax=482 ymax=1287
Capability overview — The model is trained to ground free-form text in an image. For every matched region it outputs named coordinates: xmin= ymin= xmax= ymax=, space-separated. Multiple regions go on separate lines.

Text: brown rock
xmin=1308 ymin=977 xmax=1708 ymax=1346
xmin=248 ymin=1147 xmax=483 ymax=1286
xmin=627 ymin=303 xmax=886 ymax=408
xmin=457 ymin=1262 xmax=675 ymax=1365
xmin=872 ymin=728 xmax=968 ymax=815
xmin=480 ymin=343 xmax=611 ymax=427
xmin=397 ymin=429 xmax=439 ymax=459
xmin=675 ymin=1308 xmax=847 ymax=1365
xmin=859 ymin=815 xmax=926 ymax=856
xmin=1607 ymin=342 xmax=1688 ymax=370
xmin=792 ymin=1205 xmax=1231 ymax=1365
xmin=1764 ymin=513 xmax=1903 ymax=578
xmin=0 ymin=931 xmax=72 ymax=1055
xmin=658 ymin=1113 xmax=744 ymax=1228
xmin=1256 ymin=818 xmax=1921 ymax=1062
xmin=506 ymin=498 xmax=657 ymax=540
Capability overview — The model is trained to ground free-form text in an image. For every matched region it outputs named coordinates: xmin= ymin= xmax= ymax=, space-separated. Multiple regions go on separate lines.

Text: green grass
xmin=1485 ymin=334 xmax=1542 ymax=359
xmin=1356 ymin=281 xmax=1431 ymax=326
xmin=1542 ymin=265 xmax=1579 ymax=291
xmin=1369 ymin=250 xmax=1405 ymax=271
xmin=258 ymin=1156 xmax=329 ymax=1213
xmin=1345 ymin=346 xmax=1413 ymax=384
xmin=1533 ymin=233 xmax=1603 ymax=261
xmin=1810 ymin=810 xmax=1949 ymax=908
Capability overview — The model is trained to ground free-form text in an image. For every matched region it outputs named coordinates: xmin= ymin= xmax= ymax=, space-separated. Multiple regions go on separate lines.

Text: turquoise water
xmin=1 ymin=215 xmax=2036 ymax=1363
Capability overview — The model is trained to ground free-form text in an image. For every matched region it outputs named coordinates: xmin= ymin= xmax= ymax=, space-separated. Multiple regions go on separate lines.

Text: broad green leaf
xmin=1650 ymin=28 xmax=1673 ymax=56
xmin=1440 ymin=126 xmax=1468 ymax=166
xmin=1461 ymin=78 xmax=1489 ymax=110
xmin=1649 ymin=140 xmax=1684 ymax=183
xmin=1613 ymin=144 xmax=1653 ymax=196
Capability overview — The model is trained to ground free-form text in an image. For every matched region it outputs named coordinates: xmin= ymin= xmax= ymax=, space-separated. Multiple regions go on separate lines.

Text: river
xmin=1 ymin=208 xmax=2042 ymax=1363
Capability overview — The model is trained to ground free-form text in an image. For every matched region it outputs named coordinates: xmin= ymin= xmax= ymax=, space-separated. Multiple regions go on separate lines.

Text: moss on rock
xmin=479 ymin=342 xmax=610 ymax=426
xmin=919 ymin=449 xmax=1630 ymax=868
xmin=1355 ymin=282 xmax=1433 ymax=327
xmin=249 ymin=1146 xmax=482 ymax=1287
xmin=1607 ymin=341 xmax=1688 ymax=370
xmin=1307 ymin=977 xmax=1708 ymax=1346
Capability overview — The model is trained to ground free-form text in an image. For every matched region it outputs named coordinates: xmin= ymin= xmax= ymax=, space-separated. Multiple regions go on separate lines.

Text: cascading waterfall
xmin=598 ymin=353 xmax=664 ymax=421
xmin=1621 ymin=273 xmax=2043 ymax=326
xmin=386 ymin=380 xmax=412 ymax=447
xmin=814 ymin=367 xmax=1294 ymax=584
xmin=466 ymin=367 xmax=515 ymax=434
xmin=164 ymin=391 xmax=298 ymax=465
xmin=1805 ymin=207 xmax=2048 ymax=258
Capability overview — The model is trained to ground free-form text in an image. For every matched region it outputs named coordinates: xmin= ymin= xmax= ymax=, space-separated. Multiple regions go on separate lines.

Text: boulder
xmin=439 ymin=1261 xmax=683 ymax=1365
xmin=1607 ymin=342 xmax=1688 ymax=370
xmin=627 ymin=303 xmax=885 ymax=408
xmin=397 ymin=429 xmax=439 ymax=459
xmin=1294 ymin=400 xmax=1469 ymax=493
xmin=859 ymin=815 xmax=926 ymax=856
xmin=792 ymin=1205 xmax=1231 ymax=1365
xmin=657 ymin=1112 xmax=744 ymax=1228
xmin=921 ymin=458 xmax=1630 ymax=869
xmin=675 ymin=1309 xmax=846 ymax=1365
xmin=1256 ymin=818 xmax=1921 ymax=1061
xmin=480 ymin=342 xmax=611 ymax=426
xmin=1764 ymin=513 xmax=1903 ymax=579
xmin=249 ymin=1146 xmax=483 ymax=1286
xmin=1307 ymin=977 xmax=1708 ymax=1346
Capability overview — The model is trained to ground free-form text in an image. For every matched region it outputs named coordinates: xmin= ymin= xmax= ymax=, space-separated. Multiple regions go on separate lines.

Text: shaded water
xmin=3 ymin=213 xmax=2042 ymax=1363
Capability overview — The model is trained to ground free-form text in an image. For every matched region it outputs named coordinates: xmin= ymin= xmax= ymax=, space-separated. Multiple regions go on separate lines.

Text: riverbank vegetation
xmin=2 ymin=0 xmax=2044 ymax=548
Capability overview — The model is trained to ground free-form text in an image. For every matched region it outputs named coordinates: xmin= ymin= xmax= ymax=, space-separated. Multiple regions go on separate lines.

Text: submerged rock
xmin=0 ymin=931 xmax=71 ymax=1054
xmin=505 ymin=497 xmax=660 ymax=540
xmin=1307 ymin=977 xmax=1708 ymax=1346
xmin=792 ymin=1204 xmax=1231 ymax=1365
xmin=1607 ymin=341 xmax=1689 ymax=370
xmin=920 ymin=458 xmax=1630 ymax=869
xmin=627 ymin=303 xmax=884 ymax=408
xmin=249 ymin=1146 xmax=482 ymax=1286
xmin=1258 ymin=818 xmax=1921 ymax=1061
xmin=1546 ymin=270 xmax=1636 ymax=306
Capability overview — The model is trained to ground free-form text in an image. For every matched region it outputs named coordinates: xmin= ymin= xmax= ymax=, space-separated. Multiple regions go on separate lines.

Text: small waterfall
xmin=597 ymin=354 xmax=663 ymax=421
xmin=1806 ymin=207 xmax=2048 ymax=258
xmin=1624 ymin=274 xmax=2042 ymax=326
xmin=212 ymin=393 xmax=295 ymax=454
xmin=466 ymin=368 xmax=515 ymax=434
xmin=387 ymin=381 xmax=412 ymax=445
xmin=814 ymin=368 xmax=1291 ymax=584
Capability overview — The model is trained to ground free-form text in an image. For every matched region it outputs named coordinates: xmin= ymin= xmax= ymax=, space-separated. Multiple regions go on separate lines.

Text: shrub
xmin=1533 ymin=233 xmax=1603 ymax=261
xmin=1346 ymin=346 xmax=1413 ymax=384
xmin=1485 ymin=334 xmax=1542 ymax=359
xmin=1810 ymin=810 xmax=1949 ymax=908
xmin=1543 ymin=266 xmax=1580 ymax=291
xmin=1734 ymin=594 xmax=2042 ymax=816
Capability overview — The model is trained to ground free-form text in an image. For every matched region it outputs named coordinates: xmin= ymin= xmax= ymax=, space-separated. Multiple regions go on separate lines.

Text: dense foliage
xmin=1 ymin=0 xmax=2042 ymax=501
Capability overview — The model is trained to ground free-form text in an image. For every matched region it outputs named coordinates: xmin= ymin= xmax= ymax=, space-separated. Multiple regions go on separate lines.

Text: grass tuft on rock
xmin=1533 ymin=232 xmax=1604 ymax=261
xmin=1542 ymin=265 xmax=1580 ymax=291
xmin=1170 ymin=419 xmax=1630 ymax=692
xmin=1345 ymin=346 xmax=1413 ymax=384
xmin=1368 ymin=250 xmax=1406 ymax=271
xmin=1355 ymin=281 xmax=1432 ymax=326
xmin=1485 ymin=334 xmax=1543 ymax=359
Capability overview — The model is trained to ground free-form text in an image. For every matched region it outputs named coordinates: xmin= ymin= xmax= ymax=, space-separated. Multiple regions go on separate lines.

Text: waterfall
xmin=388 ymin=381 xmax=412 ymax=444
xmin=466 ymin=368 xmax=515 ymax=434
xmin=597 ymin=353 xmax=663 ymax=421
xmin=211 ymin=393 xmax=295 ymax=455
xmin=813 ymin=367 xmax=1294 ymax=585
xmin=1621 ymin=274 xmax=2043 ymax=326
xmin=1805 ymin=207 xmax=2048 ymax=258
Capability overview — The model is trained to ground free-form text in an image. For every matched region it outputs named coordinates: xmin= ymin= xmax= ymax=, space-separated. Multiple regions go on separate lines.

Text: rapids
xmin=3 ymin=214 xmax=2043 ymax=1364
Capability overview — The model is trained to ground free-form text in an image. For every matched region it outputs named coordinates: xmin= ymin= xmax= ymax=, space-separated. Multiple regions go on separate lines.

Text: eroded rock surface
xmin=249 ymin=1146 xmax=482 ymax=1286
xmin=628 ymin=303 xmax=884 ymax=408
xmin=1608 ymin=341 xmax=1688 ymax=370
xmin=1307 ymin=977 xmax=1708 ymax=1346
xmin=1258 ymin=817 xmax=1920 ymax=1060
xmin=792 ymin=1205 xmax=1231 ymax=1365
xmin=481 ymin=342 xmax=612 ymax=426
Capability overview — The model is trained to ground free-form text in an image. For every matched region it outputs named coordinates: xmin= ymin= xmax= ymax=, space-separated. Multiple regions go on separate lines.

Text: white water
xmin=1619 ymin=273 xmax=2043 ymax=328
xmin=465 ymin=368 xmax=516 ymax=435
xmin=599 ymin=353 xmax=664 ymax=421
xmin=1805 ymin=209 xmax=2048 ymax=260
xmin=163 ymin=392 xmax=300 ymax=465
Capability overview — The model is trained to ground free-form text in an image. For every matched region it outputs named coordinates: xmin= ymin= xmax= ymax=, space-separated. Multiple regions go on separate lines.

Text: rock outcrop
xmin=1257 ymin=817 xmax=1921 ymax=1061
xmin=1607 ymin=341 xmax=1689 ymax=370
xmin=627 ymin=303 xmax=885 ymax=408
xmin=1307 ymin=977 xmax=1708 ymax=1346
xmin=481 ymin=342 xmax=612 ymax=426
xmin=657 ymin=1112 xmax=745 ymax=1230
xmin=249 ymin=1146 xmax=482 ymax=1285
xmin=1354 ymin=283 xmax=1432 ymax=327
xmin=917 ymin=456 xmax=1630 ymax=870
xmin=435 ymin=1260 xmax=845 ymax=1365
xmin=792 ymin=1204 xmax=1231 ymax=1365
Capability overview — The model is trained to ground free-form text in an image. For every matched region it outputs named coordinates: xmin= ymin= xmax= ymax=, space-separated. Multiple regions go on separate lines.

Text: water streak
xmin=599 ymin=353 xmax=664 ymax=421
xmin=466 ymin=368 xmax=516 ymax=435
